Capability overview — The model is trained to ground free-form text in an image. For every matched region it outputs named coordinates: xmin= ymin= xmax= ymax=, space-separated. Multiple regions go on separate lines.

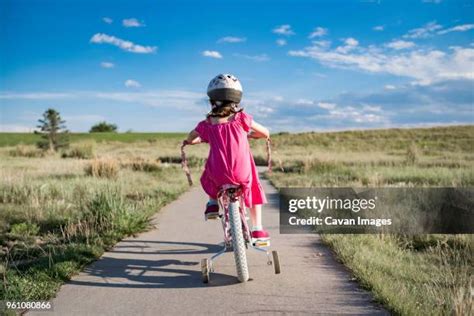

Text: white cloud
xmin=124 ymin=79 xmax=141 ymax=88
xmin=438 ymin=24 xmax=474 ymax=35
xmin=288 ymin=39 xmax=474 ymax=85
xmin=384 ymin=84 xmax=396 ymax=90
xmin=252 ymin=106 xmax=275 ymax=118
xmin=324 ymin=107 xmax=384 ymax=123
xmin=313 ymin=72 xmax=327 ymax=78
xmin=402 ymin=21 xmax=474 ymax=39
xmin=90 ymin=33 xmax=157 ymax=54
xmin=312 ymin=40 xmax=331 ymax=49
xmin=403 ymin=21 xmax=442 ymax=39
xmin=234 ymin=53 xmax=269 ymax=62
xmin=386 ymin=40 xmax=415 ymax=50
xmin=3 ymin=80 xmax=470 ymax=132
xmin=0 ymin=124 xmax=34 ymax=132
xmin=0 ymin=90 xmax=208 ymax=122
xmin=218 ymin=36 xmax=246 ymax=43
xmin=317 ymin=102 xmax=337 ymax=110
xmin=273 ymin=24 xmax=295 ymax=36
xmin=362 ymin=104 xmax=382 ymax=112
xmin=202 ymin=50 xmax=222 ymax=59
xmin=345 ymin=38 xmax=359 ymax=46
xmin=309 ymin=27 xmax=328 ymax=39
xmin=296 ymin=98 xmax=314 ymax=105
xmin=276 ymin=39 xmax=287 ymax=46
xmin=242 ymin=93 xmax=281 ymax=119
xmin=273 ymin=96 xmax=284 ymax=102
xmin=0 ymin=90 xmax=204 ymax=108
xmin=222 ymin=79 xmax=472 ymax=131
xmin=0 ymin=92 xmax=74 ymax=99
xmin=94 ymin=90 xmax=205 ymax=110
xmin=100 ymin=61 xmax=115 ymax=68
xmin=373 ymin=25 xmax=384 ymax=31
xmin=122 ymin=18 xmax=144 ymax=27
xmin=102 ymin=17 xmax=113 ymax=24
xmin=335 ymin=38 xmax=359 ymax=53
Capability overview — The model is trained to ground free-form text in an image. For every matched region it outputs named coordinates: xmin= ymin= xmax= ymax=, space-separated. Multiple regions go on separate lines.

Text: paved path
xmin=31 ymin=172 xmax=387 ymax=315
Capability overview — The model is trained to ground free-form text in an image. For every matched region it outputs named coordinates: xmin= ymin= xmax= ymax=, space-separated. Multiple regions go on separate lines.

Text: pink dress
xmin=195 ymin=111 xmax=267 ymax=207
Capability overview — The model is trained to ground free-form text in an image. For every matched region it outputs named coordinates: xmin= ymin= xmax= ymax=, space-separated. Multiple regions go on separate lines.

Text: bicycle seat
xmin=219 ymin=184 xmax=243 ymax=197
xmin=220 ymin=184 xmax=241 ymax=190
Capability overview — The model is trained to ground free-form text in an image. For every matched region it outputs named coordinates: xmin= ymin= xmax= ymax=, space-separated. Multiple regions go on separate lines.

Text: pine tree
xmin=36 ymin=108 xmax=69 ymax=152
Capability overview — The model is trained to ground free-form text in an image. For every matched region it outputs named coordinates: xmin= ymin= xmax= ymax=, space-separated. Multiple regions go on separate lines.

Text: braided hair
xmin=207 ymin=100 xmax=243 ymax=118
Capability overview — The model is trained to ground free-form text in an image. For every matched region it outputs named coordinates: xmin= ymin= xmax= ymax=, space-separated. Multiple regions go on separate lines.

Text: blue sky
xmin=1 ymin=0 xmax=473 ymax=132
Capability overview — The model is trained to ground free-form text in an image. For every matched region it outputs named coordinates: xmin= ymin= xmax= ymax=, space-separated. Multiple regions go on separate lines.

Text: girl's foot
xmin=251 ymin=229 xmax=270 ymax=248
xmin=204 ymin=203 xmax=219 ymax=220
xmin=251 ymin=229 xmax=270 ymax=240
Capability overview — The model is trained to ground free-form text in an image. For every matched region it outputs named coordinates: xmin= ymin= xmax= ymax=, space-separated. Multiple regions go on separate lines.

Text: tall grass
xmin=85 ymin=158 xmax=119 ymax=178
xmin=121 ymin=156 xmax=162 ymax=172
xmin=61 ymin=141 xmax=96 ymax=159
xmin=405 ymin=142 xmax=420 ymax=165
xmin=0 ymin=140 xmax=193 ymax=302
xmin=322 ymin=234 xmax=473 ymax=315
xmin=9 ymin=145 xmax=45 ymax=158
xmin=266 ymin=125 xmax=474 ymax=315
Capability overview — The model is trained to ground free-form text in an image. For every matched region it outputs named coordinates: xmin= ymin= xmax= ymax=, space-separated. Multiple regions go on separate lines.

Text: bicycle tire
xmin=229 ymin=200 xmax=249 ymax=282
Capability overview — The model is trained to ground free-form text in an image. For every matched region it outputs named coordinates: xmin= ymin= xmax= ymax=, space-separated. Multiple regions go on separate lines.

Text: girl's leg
xmin=249 ymin=204 xmax=270 ymax=240
xmin=249 ymin=204 xmax=263 ymax=230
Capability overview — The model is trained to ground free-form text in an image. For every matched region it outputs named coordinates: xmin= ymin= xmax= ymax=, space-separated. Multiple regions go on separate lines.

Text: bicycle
xmin=181 ymin=139 xmax=280 ymax=283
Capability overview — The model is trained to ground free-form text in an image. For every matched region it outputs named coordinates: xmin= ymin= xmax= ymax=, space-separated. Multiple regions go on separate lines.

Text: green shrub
xmin=89 ymin=121 xmax=117 ymax=133
xmin=92 ymin=191 xmax=150 ymax=234
xmin=9 ymin=222 xmax=40 ymax=237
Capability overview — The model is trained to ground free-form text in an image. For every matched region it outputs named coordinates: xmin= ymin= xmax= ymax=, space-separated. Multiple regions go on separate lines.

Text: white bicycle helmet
xmin=207 ymin=74 xmax=243 ymax=104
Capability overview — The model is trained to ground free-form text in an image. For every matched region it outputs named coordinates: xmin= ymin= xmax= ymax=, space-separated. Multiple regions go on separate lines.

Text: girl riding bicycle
xmin=184 ymin=74 xmax=270 ymax=243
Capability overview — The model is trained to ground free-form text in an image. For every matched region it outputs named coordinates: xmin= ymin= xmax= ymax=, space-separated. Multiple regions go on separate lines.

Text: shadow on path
xmin=110 ymin=240 xmax=223 ymax=255
xmin=68 ymin=240 xmax=239 ymax=289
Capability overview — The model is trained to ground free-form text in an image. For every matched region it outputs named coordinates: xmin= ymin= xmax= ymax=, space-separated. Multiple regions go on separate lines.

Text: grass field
xmin=0 ymin=125 xmax=473 ymax=315
xmin=264 ymin=125 xmax=473 ymax=316
xmin=0 ymin=134 xmax=205 ymax=306
xmin=0 ymin=132 xmax=185 ymax=147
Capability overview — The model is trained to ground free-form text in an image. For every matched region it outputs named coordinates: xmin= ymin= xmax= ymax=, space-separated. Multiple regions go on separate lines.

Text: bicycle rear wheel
xmin=228 ymin=200 xmax=249 ymax=282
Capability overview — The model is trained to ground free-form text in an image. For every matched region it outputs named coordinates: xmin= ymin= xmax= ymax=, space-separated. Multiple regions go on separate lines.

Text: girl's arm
xmin=184 ymin=129 xmax=202 ymax=145
xmin=249 ymin=121 xmax=270 ymax=139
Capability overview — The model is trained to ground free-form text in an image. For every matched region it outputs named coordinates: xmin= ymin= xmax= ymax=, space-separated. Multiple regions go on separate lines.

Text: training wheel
xmin=201 ymin=258 xmax=210 ymax=283
xmin=272 ymin=250 xmax=281 ymax=274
